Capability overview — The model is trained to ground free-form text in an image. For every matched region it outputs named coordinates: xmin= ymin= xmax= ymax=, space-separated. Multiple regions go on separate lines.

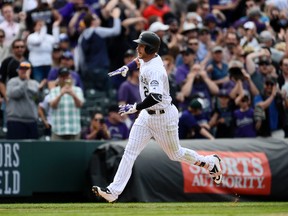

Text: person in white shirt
xmin=240 ymin=21 xmax=261 ymax=52
xmin=22 ymin=0 xmax=38 ymax=12
xmin=0 ymin=29 xmax=10 ymax=66
xmin=26 ymin=20 xmax=59 ymax=83
xmin=0 ymin=4 xmax=21 ymax=47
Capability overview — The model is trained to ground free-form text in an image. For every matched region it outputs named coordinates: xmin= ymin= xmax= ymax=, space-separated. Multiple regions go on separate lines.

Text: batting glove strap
xmin=119 ymin=103 xmax=137 ymax=116
xmin=108 ymin=66 xmax=129 ymax=77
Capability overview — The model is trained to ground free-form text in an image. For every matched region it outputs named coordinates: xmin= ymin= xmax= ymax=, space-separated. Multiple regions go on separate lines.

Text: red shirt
xmin=142 ymin=4 xmax=171 ymax=23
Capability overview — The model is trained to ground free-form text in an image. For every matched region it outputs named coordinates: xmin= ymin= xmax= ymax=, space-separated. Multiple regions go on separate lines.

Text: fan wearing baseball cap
xmin=210 ymin=89 xmax=234 ymax=138
xmin=179 ymin=97 xmax=214 ymax=139
xmin=6 ymin=61 xmax=40 ymax=139
xmin=240 ymin=21 xmax=261 ymax=52
xmin=253 ymin=75 xmax=285 ymax=137
xmin=233 ymin=89 xmax=257 ymax=138
xmin=148 ymin=21 xmax=170 ymax=56
xmin=48 ymin=66 xmax=85 ymax=141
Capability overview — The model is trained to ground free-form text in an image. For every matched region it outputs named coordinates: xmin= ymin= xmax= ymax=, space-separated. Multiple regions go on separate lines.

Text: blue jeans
xmin=32 ymin=65 xmax=51 ymax=82
xmin=1 ymin=101 xmax=6 ymax=129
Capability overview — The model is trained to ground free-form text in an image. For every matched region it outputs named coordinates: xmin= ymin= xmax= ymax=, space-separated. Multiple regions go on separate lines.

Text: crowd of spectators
xmin=1 ymin=0 xmax=288 ymax=140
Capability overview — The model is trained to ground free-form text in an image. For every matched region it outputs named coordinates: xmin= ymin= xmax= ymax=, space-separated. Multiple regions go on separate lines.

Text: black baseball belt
xmin=146 ymin=103 xmax=173 ymax=115
xmin=147 ymin=109 xmax=165 ymax=115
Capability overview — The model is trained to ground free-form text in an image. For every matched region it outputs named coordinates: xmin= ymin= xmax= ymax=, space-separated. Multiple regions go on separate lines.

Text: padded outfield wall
xmin=1 ymin=138 xmax=288 ymax=201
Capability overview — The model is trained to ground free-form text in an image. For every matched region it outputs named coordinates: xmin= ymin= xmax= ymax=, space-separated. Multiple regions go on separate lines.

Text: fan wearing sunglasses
xmin=253 ymin=76 xmax=285 ymax=137
xmin=81 ymin=111 xmax=110 ymax=140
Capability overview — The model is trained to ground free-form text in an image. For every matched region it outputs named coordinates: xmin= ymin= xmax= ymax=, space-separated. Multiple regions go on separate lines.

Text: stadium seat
xmin=85 ymin=89 xmax=107 ymax=100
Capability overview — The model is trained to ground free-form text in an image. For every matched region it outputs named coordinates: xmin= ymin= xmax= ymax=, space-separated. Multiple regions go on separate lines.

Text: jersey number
xmin=144 ymin=86 xmax=149 ymax=97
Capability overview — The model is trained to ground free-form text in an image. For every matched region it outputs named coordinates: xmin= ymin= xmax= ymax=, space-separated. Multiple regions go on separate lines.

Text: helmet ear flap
xmin=145 ymin=45 xmax=154 ymax=54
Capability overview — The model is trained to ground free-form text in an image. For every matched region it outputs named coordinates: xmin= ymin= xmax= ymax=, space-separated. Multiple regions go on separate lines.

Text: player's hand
xmin=119 ymin=103 xmax=137 ymax=116
xmin=108 ymin=66 xmax=129 ymax=77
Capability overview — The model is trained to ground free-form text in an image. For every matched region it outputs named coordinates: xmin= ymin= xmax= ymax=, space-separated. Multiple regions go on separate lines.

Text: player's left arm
xmin=136 ymin=93 xmax=162 ymax=110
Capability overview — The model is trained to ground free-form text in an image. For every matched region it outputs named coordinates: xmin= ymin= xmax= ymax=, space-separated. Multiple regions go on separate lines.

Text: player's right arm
xmin=119 ymin=93 xmax=161 ymax=116
xmin=108 ymin=58 xmax=140 ymax=77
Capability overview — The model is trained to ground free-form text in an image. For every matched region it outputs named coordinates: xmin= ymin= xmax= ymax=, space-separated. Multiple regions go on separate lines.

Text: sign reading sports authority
xmin=181 ymin=151 xmax=271 ymax=195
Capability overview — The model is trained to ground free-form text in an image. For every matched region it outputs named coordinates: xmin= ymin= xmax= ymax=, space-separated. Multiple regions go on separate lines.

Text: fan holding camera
xmin=81 ymin=111 xmax=110 ymax=140
xmin=223 ymin=60 xmax=259 ymax=100
xmin=181 ymin=63 xmax=219 ymax=115
xmin=48 ymin=67 xmax=85 ymax=141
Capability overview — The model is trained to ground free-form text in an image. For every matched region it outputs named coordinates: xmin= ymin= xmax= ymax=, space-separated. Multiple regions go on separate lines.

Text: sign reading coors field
xmin=0 ymin=143 xmax=21 ymax=195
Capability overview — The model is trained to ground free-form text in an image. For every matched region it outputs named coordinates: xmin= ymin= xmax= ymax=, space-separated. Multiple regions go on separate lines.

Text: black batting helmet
xmin=133 ymin=31 xmax=160 ymax=54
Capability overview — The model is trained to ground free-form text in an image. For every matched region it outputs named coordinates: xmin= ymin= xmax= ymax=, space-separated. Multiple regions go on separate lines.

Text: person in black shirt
xmin=0 ymin=39 xmax=27 ymax=102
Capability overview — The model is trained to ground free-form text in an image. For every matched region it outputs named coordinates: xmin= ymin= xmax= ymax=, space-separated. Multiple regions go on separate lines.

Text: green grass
xmin=0 ymin=202 xmax=288 ymax=216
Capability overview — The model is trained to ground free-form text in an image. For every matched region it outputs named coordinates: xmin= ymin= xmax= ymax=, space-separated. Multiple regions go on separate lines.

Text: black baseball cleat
xmin=209 ymin=155 xmax=223 ymax=185
xmin=92 ymin=186 xmax=117 ymax=203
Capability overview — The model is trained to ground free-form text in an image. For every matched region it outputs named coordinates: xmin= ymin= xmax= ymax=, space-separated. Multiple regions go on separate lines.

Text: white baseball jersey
xmin=107 ymin=54 xmax=217 ymax=198
xmin=138 ymin=55 xmax=172 ymax=110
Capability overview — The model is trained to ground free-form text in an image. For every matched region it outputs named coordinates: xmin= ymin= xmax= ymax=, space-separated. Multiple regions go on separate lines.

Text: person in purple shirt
xmin=179 ymin=98 xmax=214 ymax=139
xmin=233 ymin=5 xmax=268 ymax=34
xmin=81 ymin=111 xmax=110 ymax=140
xmin=58 ymin=0 xmax=92 ymax=26
xmin=175 ymin=47 xmax=196 ymax=86
xmin=233 ymin=91 xmax=256 ymax=138
xmin=105 ymin=105 xmax=129 ymax=140
xmin=223 ymin=60 xmax=259 ymax=100
xmin=47 ymin=51 xmax=83 ymax=90
xmin=180 ymin=63 xmax=219 ymax=114
xmin=118 ymin=69 xmax=141 ymax=105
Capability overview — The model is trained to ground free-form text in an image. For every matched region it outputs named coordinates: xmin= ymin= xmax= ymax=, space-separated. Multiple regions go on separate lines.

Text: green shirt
xmin=49 ymin=86 xmax=84 ymax=135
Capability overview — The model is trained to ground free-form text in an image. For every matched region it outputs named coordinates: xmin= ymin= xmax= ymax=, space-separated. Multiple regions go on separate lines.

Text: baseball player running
xmin=92 ymin=31 xmax=222 ymax=202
